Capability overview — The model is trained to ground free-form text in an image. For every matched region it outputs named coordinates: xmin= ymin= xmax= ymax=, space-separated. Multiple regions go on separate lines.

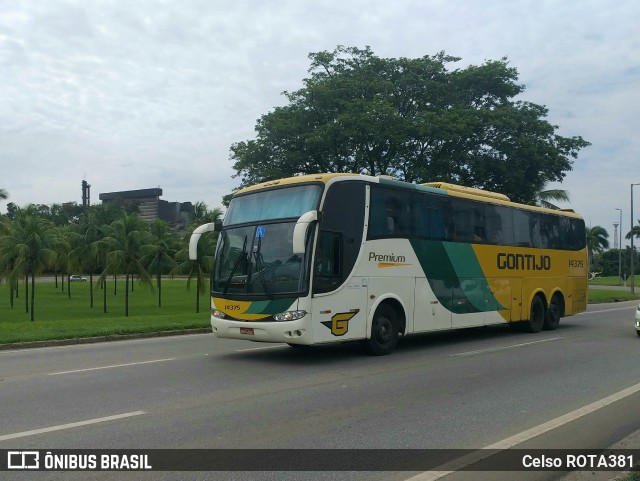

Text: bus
xmin=189 ymin=173 xmax=588 ymax=355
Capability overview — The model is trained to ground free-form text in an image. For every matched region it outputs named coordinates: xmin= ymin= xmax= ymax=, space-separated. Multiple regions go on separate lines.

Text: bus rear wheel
xmin=525 ymin=296 xmax=545 ymax=333
xmin=544 ymin=297 xmax=562 ymax=330
xmin=364 ymin=304 xmax=399 ymax=356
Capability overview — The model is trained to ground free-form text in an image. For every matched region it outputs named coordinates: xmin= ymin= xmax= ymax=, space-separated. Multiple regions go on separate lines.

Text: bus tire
xmin=544 ymin=297 xmax=561 ymax=330
xmin=364 ymin=304 xmax=399 ymax=356
xmin=525 ymin=296 xmax=545 ymax=333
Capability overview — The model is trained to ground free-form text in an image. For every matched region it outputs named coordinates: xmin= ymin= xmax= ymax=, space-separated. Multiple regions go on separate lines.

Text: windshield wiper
xmin=223 ymin=235 xmax=247 ymax=297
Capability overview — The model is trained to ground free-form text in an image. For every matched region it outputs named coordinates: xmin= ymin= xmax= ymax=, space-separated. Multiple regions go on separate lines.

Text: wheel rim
xmin=374 ymin=316 xmax=393 ymax=345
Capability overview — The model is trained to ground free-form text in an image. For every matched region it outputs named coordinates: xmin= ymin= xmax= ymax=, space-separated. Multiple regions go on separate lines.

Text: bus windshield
xmin=214 ymin=223 xmax=310 ymax=297
xmin=224 ymin=184 xmax=322 ymax=226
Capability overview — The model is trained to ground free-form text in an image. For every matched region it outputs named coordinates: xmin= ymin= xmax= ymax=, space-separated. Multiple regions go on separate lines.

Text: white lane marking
xmin=0 ymin=333 xmax=209 ymax=355
xmin=48 ymin=358 xmax=176 ymax=375
xmin=0 ymin=411 xmax=147 ymax=442
xmin=451 ymin=338 xmax=562 ymax=357
xmin=406 ymin=380 xmax=640 ymax=480
xmin=580 ymin=305 xmax=637 ymax=315
xmin=236 ymin=345 xmax=286 ymax=352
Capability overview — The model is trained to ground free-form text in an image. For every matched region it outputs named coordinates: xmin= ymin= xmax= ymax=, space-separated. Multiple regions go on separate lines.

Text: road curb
xmin=0 ymin=328 xmax=212 ymax=351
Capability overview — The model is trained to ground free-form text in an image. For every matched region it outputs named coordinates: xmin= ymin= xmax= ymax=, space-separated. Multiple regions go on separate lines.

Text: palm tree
xmin=535 ymin=184 xmax=570 ymax=210
xmin=172 ymin=206 xmax=222 ymax=313
xmin=625 ymin=219 xmax=640 ymax=243
xmin=99 ymin=212 xmax=153 ymax=317
xmin=141 ymin=219 xmax=177 ymax=307
xmin=0 ymin=216 xmax=18 ymax=307
xmin=172 ymin=235 xmax=215 ymax=314
xmin=586 ymin=225 xmax=610 ymax=269
xmin=0 ymin=214 xmax=55 ymax=321
xmin=192 ymin=202 xmax=223 ymax=225
xmin=51 ymin=226 xmax=72 ymax=290
xmin=69 ymin=214 xmax=103 ymax=308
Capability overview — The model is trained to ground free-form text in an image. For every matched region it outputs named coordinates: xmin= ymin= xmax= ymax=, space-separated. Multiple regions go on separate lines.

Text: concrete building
xmin=99 ymin=188 xmax=193 ymax=229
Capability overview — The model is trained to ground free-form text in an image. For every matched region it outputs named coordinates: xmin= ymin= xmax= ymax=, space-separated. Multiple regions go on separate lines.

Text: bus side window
xmin=315 ymin=181 xmax=366 ymax=294
xmin=513 ymin=209 xmax=532 ymax=247
xmin=313 ymin=231 xmax=342 ymax=294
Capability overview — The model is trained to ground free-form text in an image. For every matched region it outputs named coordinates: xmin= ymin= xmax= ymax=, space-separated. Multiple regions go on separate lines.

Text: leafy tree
xmin=141 ymin=219 xmax=178 ymax=307
xmin=230 ymin=46 xmax=589 ymax=204
xmin=0 ymin=188 xmax=7 ymax=201
xmin=5 ymin=202 xmax=19 ymax=219
xmin=586 ymin=226 xmax=609 ymax=269
xmin=50 ymin=202 xmax=84 ymax=225
xmin=99 ymin=213 xmax=153 ymax=317
xmin=0 ymin=214 xmax=55 ymax=321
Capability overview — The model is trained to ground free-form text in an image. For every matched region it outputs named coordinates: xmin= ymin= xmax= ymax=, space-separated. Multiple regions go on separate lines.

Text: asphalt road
xmin=1 ymin=301 xmax=639 ymax=481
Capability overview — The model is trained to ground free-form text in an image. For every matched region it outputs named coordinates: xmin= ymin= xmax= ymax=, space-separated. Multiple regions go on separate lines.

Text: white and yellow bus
xmin=190 ymin=173 xmax=588 ymax=355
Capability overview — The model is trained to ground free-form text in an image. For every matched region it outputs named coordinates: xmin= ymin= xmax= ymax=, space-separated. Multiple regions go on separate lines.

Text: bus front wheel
xmin=526 ymin=296 xmax=545 ymax=333
xmin=364 ymin=304 xmax=399 ymax=356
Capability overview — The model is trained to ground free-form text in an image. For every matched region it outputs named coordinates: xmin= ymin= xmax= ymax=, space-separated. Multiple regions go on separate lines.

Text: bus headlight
xmin=273 ymin=310 xmax=307 ymax=322
xmin=212 ymin=309 xmax=226 ymax=319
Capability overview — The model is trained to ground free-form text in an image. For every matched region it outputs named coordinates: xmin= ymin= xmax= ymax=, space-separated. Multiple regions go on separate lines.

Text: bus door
xmin=311 ymin=181 xmax=367 ymax=343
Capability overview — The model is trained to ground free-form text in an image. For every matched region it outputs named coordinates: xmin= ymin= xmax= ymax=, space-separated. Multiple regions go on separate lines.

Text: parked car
xmin=636 ymin=303 xmax=640 ymax=337
xmin=68 ymin=275 xmax=87 ymax=282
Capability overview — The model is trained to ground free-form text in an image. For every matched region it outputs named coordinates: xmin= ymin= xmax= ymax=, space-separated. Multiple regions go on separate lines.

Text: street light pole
xmin=632 ymin=184 xmax=640 ymax=294
xmin=615 ymin=207 xmax=622 ymax=282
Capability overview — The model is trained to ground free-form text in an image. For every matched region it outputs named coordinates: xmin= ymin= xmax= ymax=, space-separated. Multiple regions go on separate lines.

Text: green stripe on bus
xmin=410 ymin=240 xmax=505 ymax=314
xmin=244 ymin=298 xmax=296 ymax=315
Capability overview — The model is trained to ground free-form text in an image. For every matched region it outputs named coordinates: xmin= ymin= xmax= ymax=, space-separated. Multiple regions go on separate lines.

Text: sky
xmin=1 ymin=0 xmax=639 ymax=246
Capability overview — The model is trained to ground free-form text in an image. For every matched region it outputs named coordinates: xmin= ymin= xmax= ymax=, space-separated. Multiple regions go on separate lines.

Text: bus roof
xmin=232 ymin=173 xmax=583 ymax=219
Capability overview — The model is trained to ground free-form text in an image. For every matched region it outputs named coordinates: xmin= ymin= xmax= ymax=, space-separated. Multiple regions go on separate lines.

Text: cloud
xmin=0 ymin=0 xmax=639 ymax=242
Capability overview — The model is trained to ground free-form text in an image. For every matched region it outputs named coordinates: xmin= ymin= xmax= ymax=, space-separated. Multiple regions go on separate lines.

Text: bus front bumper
xmin=210 ymin=316 xmax=312 ymax=345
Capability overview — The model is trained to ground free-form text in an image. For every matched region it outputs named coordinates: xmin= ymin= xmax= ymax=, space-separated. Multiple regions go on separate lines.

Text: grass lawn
xmin=588 ymin=288 xmax=640 ymax=304
xmin=2 ymin=278 xmax=639 ymax=345
xmin=589 ymin=275 xmax=640 ymax=286
xmin=0 ymin=279 xmax=211 ymax=345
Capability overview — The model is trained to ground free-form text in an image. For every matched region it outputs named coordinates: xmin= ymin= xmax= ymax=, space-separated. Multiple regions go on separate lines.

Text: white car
xmin=68 ymin=275 xmax=87 ymax=282
xmin=636 ymin=303 xmax=640 ymax=337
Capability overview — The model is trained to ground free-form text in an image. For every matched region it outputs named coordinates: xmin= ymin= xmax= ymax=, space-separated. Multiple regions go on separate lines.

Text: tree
xmin=172 ymin=217 xmax=220 ymax=313
xmin=0 ymin=188 xmax=8 ymax=201
xmin=99 ymin=213 xmax=153 ymax=317
xmin=0 ymin=216 xmax=18 ymax=307
xmin=626 ymin=219 xmax=640 ymax=243
xmin=6 ymin=202 xmax=19 ymax=219
xmin=192 ymin=202 xmax=224 ymax=226
xmin=51 ymin=226 xmax=73 ymax=294
xmin=69 ymin=214 xmax=103 ymax=308
xmin=535 ymin=183 xmax=570 ymax=209
xmin=586 ymin=226 xmax=610 ymax=269
xmin=0 ymin=214 xmax=55 ymax=321
xmin=141 ymin=219 xmax=177 ymax=308
xmin=230 ymin=46 xmax=589 ymax=203
xmin=50 ymin=202 xmax=84 ymax=225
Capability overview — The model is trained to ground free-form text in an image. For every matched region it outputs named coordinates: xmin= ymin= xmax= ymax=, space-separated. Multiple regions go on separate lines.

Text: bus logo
xmin=368 ymin=252 xmax=411 ymax=268
xmin=497 ymin=253 xmax=551 ymax=271
xmin=321 ymin=312 xmax=358 ymax=336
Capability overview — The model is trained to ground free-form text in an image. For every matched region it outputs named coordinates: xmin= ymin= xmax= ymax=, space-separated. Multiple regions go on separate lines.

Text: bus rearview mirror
xmin=293 ymin=211 xmax=318 ymax=254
